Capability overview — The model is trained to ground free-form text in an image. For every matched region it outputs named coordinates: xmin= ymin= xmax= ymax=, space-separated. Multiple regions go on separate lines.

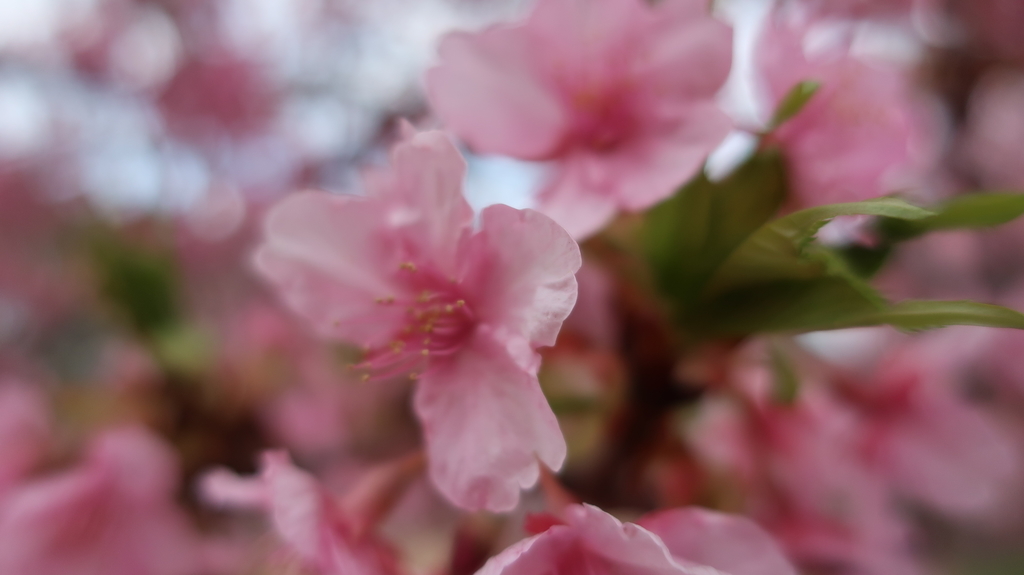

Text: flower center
xmin=352 ymin=264 xmax=476 ymax=382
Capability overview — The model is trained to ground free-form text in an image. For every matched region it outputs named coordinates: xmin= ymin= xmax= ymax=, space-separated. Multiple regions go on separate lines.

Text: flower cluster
xmin=3 ymin=0 xmax=1024 ymax=574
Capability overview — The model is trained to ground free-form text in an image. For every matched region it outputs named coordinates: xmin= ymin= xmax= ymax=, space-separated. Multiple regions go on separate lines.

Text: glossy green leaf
xmin=704 ymin=197 xmax=932 ymax=295
xmin=692 ymin=279 xmax=1024 ymax=335
xmin=644 ymin=150 xmax=786 ymax=310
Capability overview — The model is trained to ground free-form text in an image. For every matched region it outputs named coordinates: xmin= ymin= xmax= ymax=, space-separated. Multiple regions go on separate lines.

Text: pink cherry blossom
xmin=689 ymin=363 xmax=920 ymax=575
xmin=427 ymin=0 xmax=734 ymax=239
xmin=0 ymin=427 xmax=201 ymax=575
xmin=201 ymin=451 xmax=399 ymax=575
xmin=255 ymin=129 xmax=580 ymax=511
xmin=758 ymin=19 xmax=932 ymax=208
xmin=478 ymin=503 xmax=797 ymax=575
xmin=0 ymin=381 xmax=49 ymax=497
xmin=832 ymin=332 xmax=1019 ymax=519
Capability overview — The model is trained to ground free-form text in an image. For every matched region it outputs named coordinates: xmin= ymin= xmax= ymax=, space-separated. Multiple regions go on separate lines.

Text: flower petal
xmin=467 ymin=204 xmax=581 ymax=347
xmin=414 ymin=331 xmax=566 ymax=512
xmin=639 ymin=508 xmax=799 ymax=575
xmin=427 ymin=29 xmax=567 ymax=159
xmin=368 ymin=130 xmax=475 ymax=274
xmin=255 ymin=192 xmax=407 ymax=346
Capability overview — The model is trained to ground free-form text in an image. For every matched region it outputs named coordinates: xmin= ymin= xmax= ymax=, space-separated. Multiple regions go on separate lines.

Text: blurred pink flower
xmin=690 ymin=365 xmax=920 ymax=575
xmin=201 ymin=451 xmax=399 ymax=575
xmin=256 ymin=129 xmax=580 ymax=511
xmin=836 ymin=333 xmax=1019 ymax=519
xmin=479 ymin=503 xmax=796 ymax=575
xmin=963 ymin=70 xmax=1024 ymax=189
xmin=759 ymin=20 xmax=932 ymax=207
xmin=0 ymin=427 xmax=201 ymax=575
xmin=0 ymin=381 xmax=49 ymax=497
xmin=427 ymin=0 xmax=733 ymax=239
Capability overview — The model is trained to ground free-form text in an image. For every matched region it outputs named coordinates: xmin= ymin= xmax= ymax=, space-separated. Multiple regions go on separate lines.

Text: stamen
xmin=399 ymin=262 xmax=417 ymax=272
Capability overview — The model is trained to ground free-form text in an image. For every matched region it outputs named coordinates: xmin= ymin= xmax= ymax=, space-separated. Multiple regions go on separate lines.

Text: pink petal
xmin=634 ymin=4 xmax=734 ymax=101
xmin=427 ymin=29 xmax=567 ymax=159
xmin=467 ymin=204 xmax=581 ymax=348
xmin=479 ymin=504 xmax=703 ymax=575
xmin=0 ymin=427 xmax=199 ymax=575
xmin=535 ymin=157 xmax=622 ymax=240
xmin=368 ymin=130 xmax=475 ymax=275
xmin=609 ymin=103 xmax=733 ymax=211
xmin=565 ymin=505 xmax=691 ymax=574
xmin=255 ymin=192 xmax=407 ymax=346
xmin=260 ymin=451 xmax=329 ymax=563
xmin=414 ymin=331 xmax=566 ymax=512
xmin=639 ymin=508 xmax=799 ymax=575
xmin=878 ymin=392 xmax=1019 ymax=517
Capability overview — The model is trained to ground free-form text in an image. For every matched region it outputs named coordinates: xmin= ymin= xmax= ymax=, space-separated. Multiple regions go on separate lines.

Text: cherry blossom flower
xmin=478 ymin=503 xmax=797 ymax=575
xmin=758 ymin=19 xmax=932 ymax=208
xmin=201 ymin=451 xmax=400 ymax=575
xmin=833 ymin=332 xmax=1019 ymax=519
xmin=427 ymin=0 xmax=734 ymax=239
xmin=0 ymin=427 xmax=201 ymax=575
xmin=255 ymin=129 xmax=581 ymax=511
xmin=689 ymin=363 xmax=921 ymax=575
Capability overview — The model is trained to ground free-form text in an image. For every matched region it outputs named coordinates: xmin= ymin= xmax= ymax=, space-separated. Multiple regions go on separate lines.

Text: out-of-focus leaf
xmin=879 ymin=192 xmax=1024 ymax=241
xmin=644 ymin=150 xmax=786 ymax=311
xmin=151 ymin=322 xmax=215 ymax=377
xmin=768 ymin=81 xmax=820 ymax=129
xmin=91 ymin=234 xmax=180 ymax=335
xmin=704 ymin=197 xmax=932 ymax=295
xmin=846 ymin=300 xmax=1024 ymax=331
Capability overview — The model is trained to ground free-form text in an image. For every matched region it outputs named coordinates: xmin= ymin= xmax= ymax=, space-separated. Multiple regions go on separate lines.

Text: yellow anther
xmin=456 ymin=300 xmax=465 ymax=307
xmin=423 ymin=338 xmax=431 ymax=345
xmin=409 ymin=372 xmax=420 ymax=381
xmin=417 ymin=291 xmax=432 ymax=303
xmin=374 ymin=296 xmax=395 ymax=305
xmin=445 ymin=305 xmax=454 ymax=313
xmin=399 ymin=262 xmax=417 ymax=272
xmin=390 ymin=340 xmax=405 ymax=352
xmin=421 ymin=349 xmax=430 ymax=356
xmin=360 ymin=373 xmax=371 ymax=382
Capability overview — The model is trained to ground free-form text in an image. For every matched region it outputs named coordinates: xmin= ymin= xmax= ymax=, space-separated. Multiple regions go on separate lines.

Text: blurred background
xmin=3 ymin=0 xmax=1024 ymax=573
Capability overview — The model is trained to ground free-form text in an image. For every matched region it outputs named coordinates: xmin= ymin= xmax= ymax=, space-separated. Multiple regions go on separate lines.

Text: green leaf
xmin=151 ymin=322 xmax=215 ymax=377
xmin=769 ymin=81 xmax=821 ymax=129
xmin=644 ymin=150 xmax=786 ymax=311
xmin=91 ymin=233 xmax=180 ymax=335
xmin=880 ymin=192 xmax=1024 ymax=241
xmin=704 ymin=197 xmax=932 ymax=296
xmin=846 ymin=300 xmax=1024 ymax=331
xmin=690 ymin=277 xmax=886 ymax=334
xmin=691 ymin=280 xmax=1024 ymax=335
